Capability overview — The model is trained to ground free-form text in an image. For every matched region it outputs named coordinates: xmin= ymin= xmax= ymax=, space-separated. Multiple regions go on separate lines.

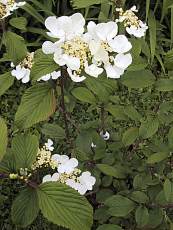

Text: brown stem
xmin=100 ymin=105 xmax=106 ymax=133
xmin=60 ymin=67 xmax=70 ymax=141
xmin=26 ymin=180 xmax=38 ymax=189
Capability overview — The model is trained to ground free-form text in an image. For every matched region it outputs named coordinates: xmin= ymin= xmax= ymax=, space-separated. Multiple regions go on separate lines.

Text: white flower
xmin=51 ymin=154 xmax=69 ymax=165
xmin=108 ymin=35 xmax=132 ymax=53
xmin=45 ymin=13 xmax=85 ymax=40
xmin=78 ymin=171 xmax=96 ymax=194
xmin=42 ymin=173 xmax=60 ymax=183
xmin=0 ymin=0 xmax=26 ymax=19
xmin=126 ymin=21 xmax=148 ymax=38
xmin=58 ymin=158 xmax=78 ymax=174
xmin=100 ymin=131 xmax=110 ymax=140
xmin=91 ymin=142 xmax=96 ymax=148
xmin=45 ymin=139 xmax=54 ymax=151
xmin=37 ymin=71 xmax=61 ymax=81
xmin=42 ymin=41 xmax=60 ymax=54
xmin=85 ymin=63 xmax=103 ymax=78
xmin=11 ymin=65 xmax=30 ymax=83
xmin=67 ymin=68 xmax=86 ymax=82
xmin=105 ymin=53 xmax=132 ymax=79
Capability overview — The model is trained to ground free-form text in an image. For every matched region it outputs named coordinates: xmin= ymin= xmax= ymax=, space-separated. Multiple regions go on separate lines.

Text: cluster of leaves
xmin=1 ymin=0 xmax=173 ymax=229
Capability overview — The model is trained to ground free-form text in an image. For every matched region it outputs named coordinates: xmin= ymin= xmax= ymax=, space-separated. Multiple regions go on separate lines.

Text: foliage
xmin=1 ymin=0 xmax=173 ymax=230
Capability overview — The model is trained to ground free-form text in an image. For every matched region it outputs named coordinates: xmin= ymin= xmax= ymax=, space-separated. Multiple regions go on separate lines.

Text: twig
xmin=60 ymin=67 xmax=70 ymax=141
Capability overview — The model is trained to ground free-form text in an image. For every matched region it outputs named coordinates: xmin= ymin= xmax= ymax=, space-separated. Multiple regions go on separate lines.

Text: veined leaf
xmin=9 ymin=17 xmax=27 ymax=30
xmin=15 ymin=83 xmax=56 ymax=129
xmin=38 ymin=182 xmax=93 ymax=230
xmin=0 ymin=72 xmax=14 ymax=97
xmin=155 ymin=79 xmax=173 ymax=91
xmin=21 ymin=3 xmax=44 ymax=24
xmin=105 ymin=195 xmax=135 ymax=217
xmin=97 ymin=164 xmax=126 ymax=179
xmin=135 ymin=206 xmax=149 ymax=227
xmin=71 ymin=0 xmax=102 ymax=9
xmin=3 ymin=31 xmax=27 ymax=64
xmin=121 ymin=70 xmax=155 ymax=88
xmin=148 ymin=11 xmax=156 ymax=62
xmin=11 ymin=134 xmax=39 ymax=169
xmin=147 ymin=152 xmax=169 ymax=164
xmin=0 ymin=118 xmax=8 ymax=161
xmin=42 ymin=123 xmax=65 ymax=139
xmin=11 ymin=188 xmax=39 ymax=227
xmin=122 ymin=127 xmax=139 ymax=146
xmin=72 ymin=87 xmax=96 ymax=104
xmin=139 ymin=118 xmax=159 ymax=139
xmin=96 ymin=224 xmax=123 ymax=230
xmin=31 ymin=50 xmax=58 ymax=81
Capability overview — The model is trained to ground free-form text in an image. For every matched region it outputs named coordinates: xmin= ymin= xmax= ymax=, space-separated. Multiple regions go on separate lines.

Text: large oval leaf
xmin=121 ymin=70 xmax=155 ymax=88
xmin=0 ymin=118 xmax=8 ymax=161
xmin=72 ymin=87 xmax=96 ymax=104
xmin=0 ymin=72 xmax=14 ymax=97
xmin=15 ymin=83 xmax=56 ymax=129
xmin=38 ymin=182 xmax=93 ymax=230
xmin=11 ymin=188 xmax=39 ymax=228
xmin=11 ymin=134 xmax=39 ymax=169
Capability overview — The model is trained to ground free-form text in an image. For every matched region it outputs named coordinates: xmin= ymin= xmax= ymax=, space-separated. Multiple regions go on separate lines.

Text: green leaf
xmin=11 ymin=188 xmax=39 ymax=228
xmin=9 ymin=17 xmax=27 ymax=30
xmin=124 ymin=105 xmax=142 ymax=121
xmin=106 ymin=104 xmax=127 ymax=120
xmin=15 ymin=83 xmax=56 ymax=129
xmin=139 ymin=118 xmax=159 ymax=139
xmin=3 ymin=31 xmax=27 ymax=64
xmin=42 ymin=123 xmax=65 ymax=139
xmin=97 ymin=164 xmax=125 ymax=179
xmin=38 ymin=182 xmax=93 ymax=230
xmin=11 ymin=134 xmax=38 ymax=169
xmin=168 ymin=127 xmax=173 ymax=149
xmin=0 ymin=72 xmax=14 ymax=97
xmin=71 ymin=0 xmax=101 ymax=8
xmin=72 ymin=87 xmax=96 ymax=104
xmin=164 ymin=179 xmax=173 ymax=202
xmin=130 ymin=191 xmax=149 ymax=204
xmin=21 ymin=3 xmax=44 ymax=24
xmin=121 ymin=70 xmax=155 ymax=88
xmin=147 ymin=152 xmax=169 ymax=164
xmin=148 ymin=11 xmax=156 ymax=62
xmin=122 ymin=127 xmax=139 ymax=146
xmin=155 ymin=79 xmax=173 ymax=91
xmin=31 ymin=50 xmax=58 ymax=81
xmin=135 ymin=206 xmax=149 ymax=227
xmin=96 ymin=224 xmax=123 ymax=230
xmin=148 ymin=208 xmax=163 ymax=228
xmin=0 ymin=118 xmax=8 ymax=161
xmin=105 ymin=195 xmax=135 ymax=217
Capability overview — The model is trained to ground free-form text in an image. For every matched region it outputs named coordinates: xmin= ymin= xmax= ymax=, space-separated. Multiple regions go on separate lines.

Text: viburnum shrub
xmin=1 ymin=0 xmax=173 ymax=229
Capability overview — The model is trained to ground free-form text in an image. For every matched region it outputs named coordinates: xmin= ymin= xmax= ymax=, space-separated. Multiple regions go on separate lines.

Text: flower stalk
xmin=60 ymin=67 xmax=70 ymax=142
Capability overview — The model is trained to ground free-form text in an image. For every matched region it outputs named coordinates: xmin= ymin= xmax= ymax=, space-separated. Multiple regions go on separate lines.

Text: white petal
xmin=114 ymin=53 xmax=132 ymax=69
xmin=45 ymin=16 xmax=64 ymax=38
xmin=85 ymin=63 xmax=103 ymax=78
xmin=108 ymin=35 xmax=132 ymax=53
xmin=21 ymin=69 xmax=30 ymax=83
xmin=39 ymin=74 xmax=51 ymax=81
xmin=42 ymin=174 xmax=52 ymax=183
xmin=11 ymin=65 xmax=26 ymax=80
xmin=54 ymin=51 xmax=66 ymax=66
xmin=67 ymin=68 xmax=86 ymax=82
xmin=42 ymin=41 xmax=57 ymax=54
xmin=105 ymin=64 xmax=124 ymax=79
xmin=100 ymin=131 xmax=110 ymax=141
xmin=51 ymin=173 xmax=60 ymax=181
xmin=51 ymin=71 xmax=61 ymax=79
xmin=77 ymin=184 xmax=88 ymax=195
xmin=71 ymin=13 xmax=85 ymax=35
xmin=62 ymin=54 xmax=80 ymax=71
xmin=95 ymin=21 xmax=118 ymax=41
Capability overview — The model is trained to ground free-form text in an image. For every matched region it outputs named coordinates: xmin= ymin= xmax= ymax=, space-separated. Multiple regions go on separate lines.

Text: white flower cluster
xmin=42 ymin=139 xmax=96 ymax=195
xmin=0 ymin=0 xmax=25 ymax=19
xmin=42 ymin=13 xmax=133 ymax=82
xmin=11 ymin=53 xmax=60 ymax=83
xmin=116 ymin=6 xmax=148 ymax=38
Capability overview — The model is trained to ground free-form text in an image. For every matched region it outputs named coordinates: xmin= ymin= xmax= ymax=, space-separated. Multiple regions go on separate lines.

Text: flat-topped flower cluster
xmin=32 ymin=139 xmax=96 ymax=195
xmin=0 ymin=0 xmax=25 ymax=19
xmin=41 ymin=7 xmax=147 ymax=82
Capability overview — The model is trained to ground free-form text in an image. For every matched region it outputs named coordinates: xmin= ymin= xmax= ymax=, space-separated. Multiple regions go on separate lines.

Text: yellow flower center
xmin=20 ymin=52 xmax=34 ymax=69
xmin=118 ymin=8 xmax=140 ymax=27
xmin=62 ymin=37 xmax=91 ymax=72
xmin=0 ymin=3 xmax=7 ymax=18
